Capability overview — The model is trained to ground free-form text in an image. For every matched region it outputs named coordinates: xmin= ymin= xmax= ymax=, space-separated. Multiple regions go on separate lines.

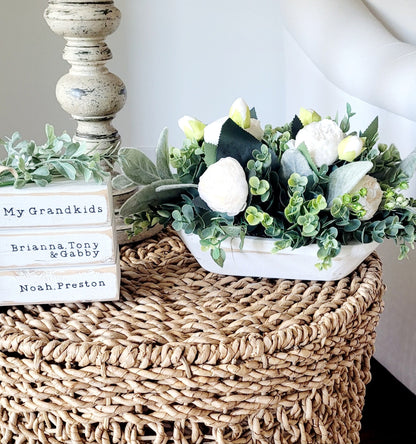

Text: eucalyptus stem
xmin=0 ymin=124 xmax=109 ymax=188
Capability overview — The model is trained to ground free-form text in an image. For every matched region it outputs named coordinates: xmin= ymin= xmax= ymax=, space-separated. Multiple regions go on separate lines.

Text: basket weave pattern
xmin=0 ymin=230 xmax=384 ymax=444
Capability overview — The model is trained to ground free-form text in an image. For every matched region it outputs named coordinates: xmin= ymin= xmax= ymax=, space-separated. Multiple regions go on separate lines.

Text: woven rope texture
xmin=0 ymin=229 xmax=385 ymax=444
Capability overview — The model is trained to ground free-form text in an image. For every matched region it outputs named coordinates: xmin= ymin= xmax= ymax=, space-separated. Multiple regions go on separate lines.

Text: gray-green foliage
xmin=117 ymin=104 xmax=416 ymax=270
xmin=0 ymin=124 xmax=109 ymax=188
xmin=326 ymin=161 xmax=373 ymax=206
xmin=113 ymin=127 xmax=198 ymax=219
xmin=280 ymin=148 xmax=314 ymax=182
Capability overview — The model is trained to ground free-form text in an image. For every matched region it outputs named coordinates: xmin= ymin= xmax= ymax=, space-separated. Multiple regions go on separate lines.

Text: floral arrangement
xmin=114 ymin=98 xmax=416 ymax=269
xmin=0 ymin=125 xmax=110 ymax=188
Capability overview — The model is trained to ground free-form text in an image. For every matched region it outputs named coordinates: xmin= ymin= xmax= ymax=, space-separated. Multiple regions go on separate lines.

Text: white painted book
xmin=0 ymin=262 xmax=120 ymax=306
xmin=0 ymin=226 xmax=117 ymax=268
xmin=0 ymin=179 xmax=113 ymax=228
xmin=0 ymin=178 xmax=121 ymax=306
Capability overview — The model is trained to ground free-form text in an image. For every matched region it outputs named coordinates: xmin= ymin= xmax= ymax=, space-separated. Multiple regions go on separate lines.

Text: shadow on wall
xmin=280 ymin=0 xmax=416 ymax=395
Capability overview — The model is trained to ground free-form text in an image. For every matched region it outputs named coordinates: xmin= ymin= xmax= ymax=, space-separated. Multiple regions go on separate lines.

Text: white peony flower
xmin=284 ymin=139 xmax=296 ymax=150
xmin=178 ymin=115 xmax=206 ymax=141
xmin=351 ymin=175 xmax=383 ymax=221
xmin=338 ymin=135 xmax=365 ymax=162
xmin=295 ymin=119 xmax=344 ymax=167
xmin=198 ymin=157 xmax=248 ymax=216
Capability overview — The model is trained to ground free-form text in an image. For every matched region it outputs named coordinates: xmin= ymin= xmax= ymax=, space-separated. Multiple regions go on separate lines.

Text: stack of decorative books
xmin=0 ymin=179 xmax=120 ymax=306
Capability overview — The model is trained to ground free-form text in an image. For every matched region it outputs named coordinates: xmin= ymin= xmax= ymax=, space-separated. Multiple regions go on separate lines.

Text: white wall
xmin=114 ymin=0 xmax=285 ymax=155
xmin=0 ymin=0 xmax=72 ymax=143
xmin=284 ymin=30 xmax=416 ymax=394
xmin=0 ymin=0 xmax=285 ymax=158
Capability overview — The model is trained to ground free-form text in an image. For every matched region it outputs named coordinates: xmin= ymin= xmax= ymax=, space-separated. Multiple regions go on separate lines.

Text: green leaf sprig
xmin=0 ymin=124 xmax=110 ymax=188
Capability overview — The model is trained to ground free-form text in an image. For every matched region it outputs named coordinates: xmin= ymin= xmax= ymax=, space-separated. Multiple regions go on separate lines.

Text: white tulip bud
xmin=229 ymin=97 xmax=251 ymax=129
xmin=178 ymin=116 xmax=206 ymax=141
xmin=338 ymin=135 xmax=365 ymax=162
xmin=298 ymin=107 xmax=321 ymax=126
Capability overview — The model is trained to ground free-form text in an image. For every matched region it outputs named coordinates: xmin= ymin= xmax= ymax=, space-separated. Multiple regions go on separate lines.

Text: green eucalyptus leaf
xmin=48 ymin=138 xmax=64 ymax=154
xmin=34 ymin=178 xmax=49 ymax=187
xmin=222 ymin=225 xmax=243 ymax=237
xmin=83 ymin=168 xmax=92 ymax=183
xmin=112 ymin=174 xmax=134 ymax=190
xmin=18 ymin=157 xmax=26 ymax=171
xmin=26 ymin=141 xmax=36 ymax=156
xmin=203 ymin=142 xmax=217 ymax=167
xmin=0 ymin=126 xmax=109 ymax=188
xmin=327 ymin=161 xmax=373 ymax=206
xmin=172 ymin=220 xmax=183 ymax=231
xmin=92 ymin=170 xmax=106 ymax=184
xmin=119 ymin=178 xmax=182 ymax=217
xmin=45 ymin=124 xmax=55 ymax=146
xmin=32 ymin=165 xmax=50 ymax=177
xmin=58 ymin=133 xmax=72 ymax=143
xmin=119 ymin=147 xmax=160 ymax=185
xmin=155 ymin=127 xmax=173 ymax=179
xmin=65 ymin=142 xmax=81 ymax=158
xmin=210 ymin=247 xmax=225 ymax=267
xmin=182 ymin=204 xmax=194 ymax=221
xmin=53 ymin=161 xmax=77 ymax=180
xmin=14 ymin=178 xmax=27 ymax=189
xmin=343 ymin=219 xmax=361 ymax=232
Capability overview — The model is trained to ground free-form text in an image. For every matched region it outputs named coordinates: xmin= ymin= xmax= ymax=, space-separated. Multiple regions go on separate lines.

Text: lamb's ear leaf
xmin=119 ymin=147 xmax=160 ymax=185
xmin=280 ymin=148 xmax=314 ymax=183
xmin=119 ymin=178 xmax=181 ymax=217
xmin=216 ymin=118 xmax=262 ymax=167
xmin=296 ymin=142 xmax=319 ymax=175
xmin=155 ymin=183 xmax=197 ymax=192
xmin=327 ymin=161 xmax=373 ymax=206
xmin=112 ymin=174 xmax=134 ymax=190
xmin=156 ymin=127 xmax=173 ymax=179
xmin=400 ymin=147 xmax=416 ymax=179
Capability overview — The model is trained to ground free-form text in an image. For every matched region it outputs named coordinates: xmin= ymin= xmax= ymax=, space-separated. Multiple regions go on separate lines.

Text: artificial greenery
xmin=113 ymin=104 xmax=416 ymax=270
xmin=0 ymin=124 xmax=110 ymax=188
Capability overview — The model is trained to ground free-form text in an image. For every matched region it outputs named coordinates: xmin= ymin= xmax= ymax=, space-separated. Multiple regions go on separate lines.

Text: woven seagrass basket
xmin=0 ymin=229 xmax=384 ymax=444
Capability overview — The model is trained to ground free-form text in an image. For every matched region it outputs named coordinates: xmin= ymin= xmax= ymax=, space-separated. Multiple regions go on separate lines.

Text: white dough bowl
xmin=179 ymin=231 xmax=379 ymax=281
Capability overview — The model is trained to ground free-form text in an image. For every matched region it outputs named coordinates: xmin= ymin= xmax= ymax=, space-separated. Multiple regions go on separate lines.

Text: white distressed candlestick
xmin=44 ymin=0 xmax=126 ymax=152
